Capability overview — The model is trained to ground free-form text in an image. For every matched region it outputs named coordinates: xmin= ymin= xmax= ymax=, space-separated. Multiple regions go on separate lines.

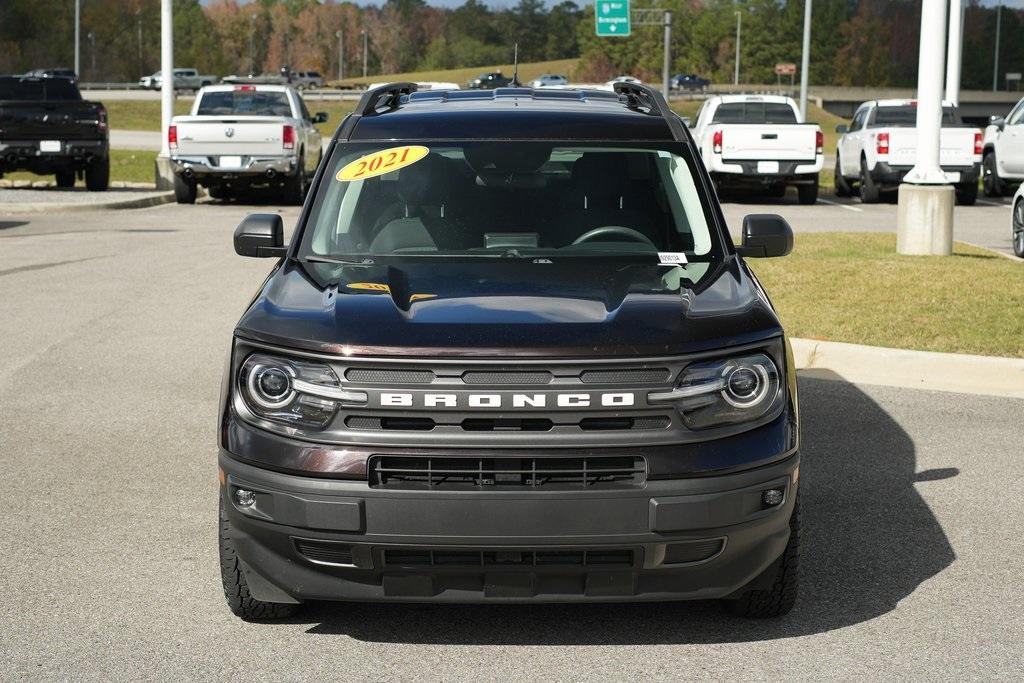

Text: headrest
xmin=396 ymin=153 xmax=450 ymax=206
xmin=464 ymin=144 xmax=551 ymax=174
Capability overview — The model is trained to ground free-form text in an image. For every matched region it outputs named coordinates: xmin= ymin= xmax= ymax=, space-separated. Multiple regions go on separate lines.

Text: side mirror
xmin=737 ymin=214 xmax=793 ymax=258
xmin=835 ymin=124 xmax=849 ymax=134
xmin=989 ymin=115 xmax=1005 ymax=130
xmin=312 ymin=111 xmax=329 ymax=124
xmin=234 ymin=213 xmax=286 ymax=258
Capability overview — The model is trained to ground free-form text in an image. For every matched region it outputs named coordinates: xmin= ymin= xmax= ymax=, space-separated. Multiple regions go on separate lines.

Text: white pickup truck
xmin=981 ymin=96 xmax=1024 ymax=197
xmin=139 ymin=68 xmax=217 ymax=91
xmin=691 ymin=95 xmax=823 ymax=204
xmin=835 ymin=99 xmax=981 ymax=204
xmin=168 ymin=84 xmax=326 ymax=204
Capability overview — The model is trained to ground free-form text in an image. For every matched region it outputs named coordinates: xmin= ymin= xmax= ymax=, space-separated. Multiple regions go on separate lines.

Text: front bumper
xmin=219 ymin=450 xmax=799 ymax=604
xmin=171 ymin=155 xmax=297 ymax=182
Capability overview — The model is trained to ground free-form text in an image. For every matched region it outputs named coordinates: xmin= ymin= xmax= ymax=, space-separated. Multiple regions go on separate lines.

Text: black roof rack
xmin=612 ymin=82 xmax=686 ymax=142
xmin=335 ymin=82 xmax=419 ymax=141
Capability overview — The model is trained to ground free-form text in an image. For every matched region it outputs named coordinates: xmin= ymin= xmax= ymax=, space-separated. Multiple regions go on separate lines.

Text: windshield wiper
xmin=303 ymin=255 xmax=375 ymax=266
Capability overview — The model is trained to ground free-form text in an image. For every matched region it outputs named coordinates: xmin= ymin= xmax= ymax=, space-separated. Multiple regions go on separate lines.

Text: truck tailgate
xmin=0 ymin=101 xmax=104 ymax=141
xmin=715 ymin=124 xmax=818 ymax=161
xmin=173 ymin=116 xmax=286 ymax=156
xmin=887 ymin=128 xmax=978 ymax=167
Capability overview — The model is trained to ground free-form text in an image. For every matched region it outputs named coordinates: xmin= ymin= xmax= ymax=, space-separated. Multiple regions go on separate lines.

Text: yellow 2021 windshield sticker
xmin=336 ymin=145 xmax=429 ymax=182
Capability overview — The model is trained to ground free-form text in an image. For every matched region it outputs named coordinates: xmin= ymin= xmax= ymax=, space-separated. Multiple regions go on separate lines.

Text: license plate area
xmin=219 ymin=155 xmax=243 ymax=169
xmin=757 ymin=160 xmax=780 ymax=174
xmin=39 ymin=140 xmax=62 ymax=153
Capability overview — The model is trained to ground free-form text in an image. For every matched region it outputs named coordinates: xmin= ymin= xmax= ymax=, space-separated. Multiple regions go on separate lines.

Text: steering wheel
xmin=571 ymin=225 xmax=657 ymax=247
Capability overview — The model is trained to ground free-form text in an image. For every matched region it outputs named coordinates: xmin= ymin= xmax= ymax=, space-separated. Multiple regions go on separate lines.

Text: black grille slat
xmin=462 ymin=371 xmax=553 ymax=385
xmin=580 ymin=368 xmax=671 ymax=384
xmin=383 ymin=548 xmax=636 ymax=568
xmin=294 ymin=540 xmax=354 ymax=566
xmin=370 ymin=455 xmax=646 ymax=490
xmin=345 ymin=368 xmax=435 ymax=384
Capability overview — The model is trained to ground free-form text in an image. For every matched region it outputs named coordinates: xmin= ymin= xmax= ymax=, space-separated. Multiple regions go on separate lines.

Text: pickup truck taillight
xmin=282 ymin=124 xmax=296 ymax=151
xmin=974 ymin=132 xmax=983 ymax=155
xmin=815 ymin=130 xmax=823 ymax=155
xmin=712 ymin=129 xmax=722 ymax=154
xmin=168 ymin=124 xmax=177 ymax=150
xmin=97 ymin=106 xmax=108 ymax=133
xmin=876 ymin=132 xmax=889 ymax=156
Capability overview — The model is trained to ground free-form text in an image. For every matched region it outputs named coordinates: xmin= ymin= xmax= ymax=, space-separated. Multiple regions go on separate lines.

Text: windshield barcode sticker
xmin=658 ymin=252 xmax=688 ymax=266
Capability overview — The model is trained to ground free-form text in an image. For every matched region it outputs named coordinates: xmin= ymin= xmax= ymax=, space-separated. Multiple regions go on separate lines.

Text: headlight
xmin=238 ymin=353 xmax=366 ymax=429
xmin=649 ymin=353 xmax=783 ymax=430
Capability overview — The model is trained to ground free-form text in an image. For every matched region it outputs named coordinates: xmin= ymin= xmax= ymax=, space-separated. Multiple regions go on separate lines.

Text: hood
xmin=235 ymin=258 xmax=782 ymax=358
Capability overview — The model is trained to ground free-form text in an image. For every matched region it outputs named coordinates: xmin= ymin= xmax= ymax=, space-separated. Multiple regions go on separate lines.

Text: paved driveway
xmin=1 ymin=204 xmax=1021 ymax=678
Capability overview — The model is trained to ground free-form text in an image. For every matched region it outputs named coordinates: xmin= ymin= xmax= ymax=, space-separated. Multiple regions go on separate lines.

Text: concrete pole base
xmin=154 ymin=156 xmax=175 ymax=191
xmin=896 ymin=183 xmax=955 ymax=256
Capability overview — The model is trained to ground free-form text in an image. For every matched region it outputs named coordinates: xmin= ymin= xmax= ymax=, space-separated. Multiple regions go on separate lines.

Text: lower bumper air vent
xmin=383 ymin=547 xmax=637 ymax=568
xmin=294 ymin=539 xmax=355 ymax=566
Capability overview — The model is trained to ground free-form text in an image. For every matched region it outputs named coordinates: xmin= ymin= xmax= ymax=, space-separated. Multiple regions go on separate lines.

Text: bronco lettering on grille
xmin=377 ymin=392 xmax=636 ymax=409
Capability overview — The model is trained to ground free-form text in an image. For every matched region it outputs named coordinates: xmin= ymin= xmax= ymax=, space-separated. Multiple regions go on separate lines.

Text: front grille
xmin=346 ymin=415 xmax=669 ymax=432
xmin=345 ymin=368 xmax=435 ymax=384
xmin=369 ymin=455 xmax=647 ymax=490
xmin=580 ymin=368 xmax=671 ymax=383
xmin=383 ymin=547 xmax=636 ymax=568
xmin=294 ymin=539 xmax=355 ymax=566
xmin=462 ymin=370 xmax=553 ymax=385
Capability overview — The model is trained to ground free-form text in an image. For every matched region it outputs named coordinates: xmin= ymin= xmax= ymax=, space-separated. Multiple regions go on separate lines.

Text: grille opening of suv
xmin=382 ymin=548 xmax=636 ymax=568
xmin=369 ymin=455 xmax=647 ymax=489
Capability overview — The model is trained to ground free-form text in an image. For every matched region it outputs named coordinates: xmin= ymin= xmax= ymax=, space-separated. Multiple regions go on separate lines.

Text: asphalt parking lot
xmin=1 ymin=201 xmax=1022 ymax=678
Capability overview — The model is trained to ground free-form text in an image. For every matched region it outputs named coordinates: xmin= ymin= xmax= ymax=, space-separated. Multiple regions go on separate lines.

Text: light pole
xmin=137 ymin=9 xmax=144 ymax=77
xmin=734 ymin=11 xmax=741 ymax=86
xmin=336 ymin=30 xmax=344 ymax=81
xmin=249 ymin=14 xmax=257 ymax=76
xmin=74 ymin=0 xmax=81 ymax=78
xmin=798 ymin=0 xmax=811 ymax=120
xmin=361 ymin=30 xmax=368 ymax=79
xmin=88 ymin=32 xmax=96 ymax=80
xmin=993 ymin=0 xmax=1003 ymax=91
xmin=945 ymin=0 xmax=963 ymax=105
xmin=155 ymin=0 xmax=174 ymax=189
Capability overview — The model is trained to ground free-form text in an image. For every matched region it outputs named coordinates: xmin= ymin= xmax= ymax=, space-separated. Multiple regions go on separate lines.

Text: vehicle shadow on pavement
xmin=297 ymin=373 xmax=956 ymax=644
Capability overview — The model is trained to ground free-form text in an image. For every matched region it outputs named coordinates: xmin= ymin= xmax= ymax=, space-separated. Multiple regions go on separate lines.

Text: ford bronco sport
xmin=218 ymin=83 xmax=799 ymax=620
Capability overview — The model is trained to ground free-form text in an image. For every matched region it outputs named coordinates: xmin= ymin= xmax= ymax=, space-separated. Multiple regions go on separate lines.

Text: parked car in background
xmin=982 ymin=97 xmax=1024 ymax=197
xmin=692 ymin=95 xmax=823 ymax=204
xmin=292 ymin=71 xmax=325 ymax=89
xmin=671 ymin=74 xmax=710 ymax=92
xmin=529 ymin=74 xmax=569 ymax=88
xmin=139 ymin=68 xmax=216 ymax=91
xmin=466 ymin=71 xmax=512 ymax=89
xmin=0 ymin=75 xmax=108 ymax=190
xmin=167 ymin=84 xmax=325 ymax=204
xmin=1010 ymin=184 xmax=1024 ymax=257
xmin=835 ymin=99 xmax=981 ymax=204
xmin=25 ymin=68 xmax=78 ymax=84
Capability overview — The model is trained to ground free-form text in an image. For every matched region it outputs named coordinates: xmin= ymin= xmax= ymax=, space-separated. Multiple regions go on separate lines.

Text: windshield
xmin=196 ymin=90 xmax=291 ymax=116
xmin=871 ymin=106 xmax=958 ymax=127
xmin=300 ymin=142 xmax=722 ymax=276
xmin=712 ymin=102 xmax=798 ymax=124
xmin=0 ymin=78 xmax=81 ymax=101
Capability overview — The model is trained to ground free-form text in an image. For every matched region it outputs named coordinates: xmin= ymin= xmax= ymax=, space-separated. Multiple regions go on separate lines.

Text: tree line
xmin=0 ymin=0 xmax=1021 ymax=91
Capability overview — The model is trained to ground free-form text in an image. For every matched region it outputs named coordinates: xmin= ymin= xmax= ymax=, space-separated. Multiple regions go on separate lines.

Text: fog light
xmin=234 ymin=489 xmax=256 ymax=507
xmin=762 ymin=487 xmax=785 ymax=507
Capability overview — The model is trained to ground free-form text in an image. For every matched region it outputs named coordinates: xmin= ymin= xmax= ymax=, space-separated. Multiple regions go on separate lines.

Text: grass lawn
xmin=103 ymin=99 xmax=353 ymax=138
xmin=334 ymin=58 xmax=580 ymax=89
xmin=1 ymin=149 xmax=157 ymax=185
xmin=748 ymin=232 xmax=1024 ymax=358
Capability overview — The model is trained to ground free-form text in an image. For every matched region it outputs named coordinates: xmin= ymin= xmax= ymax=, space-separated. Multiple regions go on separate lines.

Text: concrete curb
xmin=791 ymin=338 xmax=1024 ymax=399
xmin=0 ymin=191 xmax=174 ymax=214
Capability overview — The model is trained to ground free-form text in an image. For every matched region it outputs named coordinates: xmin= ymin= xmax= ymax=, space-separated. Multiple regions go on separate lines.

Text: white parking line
xmin=976 ymin=199 xmax=1004 ymax=207
xmin=818 ymin=198 xmax=863 ymax=213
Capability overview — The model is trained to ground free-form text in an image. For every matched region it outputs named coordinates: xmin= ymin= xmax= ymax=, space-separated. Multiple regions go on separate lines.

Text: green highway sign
xmin=595 ymin=0 xmax=631 ymax=37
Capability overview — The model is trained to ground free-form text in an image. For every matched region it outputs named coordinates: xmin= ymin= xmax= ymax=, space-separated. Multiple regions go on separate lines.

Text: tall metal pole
xmin=662 ymin=11 xmax=671 ymax=99
xmin=159 ymin=0 xmax=173 ymax=158
xmin=362 ymin=30 xmax=368 ymax=79
xmin=336 ymin=30 xmax=344 ymax=81
xmin=945 ymin=0 xmax=962 ymax=105
xmin=74 ymin=0 xmax=81 ymax=78
xmin=993 ymin=0 xmax=1002 ymax=92
xmin=249 ymin=14 xmax=256 ymax=75
xmin=137 ymin=10 xmax=144 ymax=77
xmin=88 ymin=32 xmax=96 ymax=80
xmin=798 ymin=0 xmax=812 ymax=120
xmin=734 ymin=11 xmax=741 ymax=86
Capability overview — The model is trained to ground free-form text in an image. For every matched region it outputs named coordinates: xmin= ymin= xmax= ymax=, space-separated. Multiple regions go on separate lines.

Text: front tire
xmin=797 ymin=178 xmax=819 ymax=205
xmin=283 ymin=153 xmax=307 ymax=205
xmin=983 ymin=152 xmax=1006 ymax=197
xmin=84 ymin=157 xmax=109 ymax=192
xmin=173 ymin=174 xmax=197 ymax=204
xmin=834 ymin=155 xmax=853 ymax=197
xmin=729 ymin=496 xmax=800 ymax=618
xmin=859 ymin=157 xmax=880 ymax=204
xmin=219 ymin=498 xmax=299 ymax=621
xmin=1013 ymin=199 xmax=1024 ymax=258
xmin=956 ymin=181 xmax=978 ymax=206
xmin=55 ymin=169 xmax=76 ymax=188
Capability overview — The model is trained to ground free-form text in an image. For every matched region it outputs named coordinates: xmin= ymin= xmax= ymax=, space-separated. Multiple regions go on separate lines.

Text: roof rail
xmin=354 ymin=82 xmax=419 ymax=117
xmin=612 ymin=82 xmax=686 ymax=142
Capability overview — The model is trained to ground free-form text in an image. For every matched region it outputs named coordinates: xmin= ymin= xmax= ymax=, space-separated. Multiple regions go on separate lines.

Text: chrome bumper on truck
xmin=219 ymin=450 xmax=799 ymax=604
xmin=171 ymin=154 xmax=297 ymax=180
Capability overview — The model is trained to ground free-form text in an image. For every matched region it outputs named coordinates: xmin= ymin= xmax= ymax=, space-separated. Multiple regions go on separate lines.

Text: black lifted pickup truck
xmin=0 ymin=75 xmax=109 ymax=190
xmin=218 ymin=83 xmax=799 ymax=620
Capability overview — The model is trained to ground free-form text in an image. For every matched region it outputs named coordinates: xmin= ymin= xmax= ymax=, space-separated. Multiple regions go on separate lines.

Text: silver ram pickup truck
xmin=168 ymin=84 xmax=327 ymax=204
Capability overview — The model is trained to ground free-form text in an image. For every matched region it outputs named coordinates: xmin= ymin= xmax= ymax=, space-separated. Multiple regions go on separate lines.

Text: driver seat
xmin=559 ymin=154 xmax=652 ymax=246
